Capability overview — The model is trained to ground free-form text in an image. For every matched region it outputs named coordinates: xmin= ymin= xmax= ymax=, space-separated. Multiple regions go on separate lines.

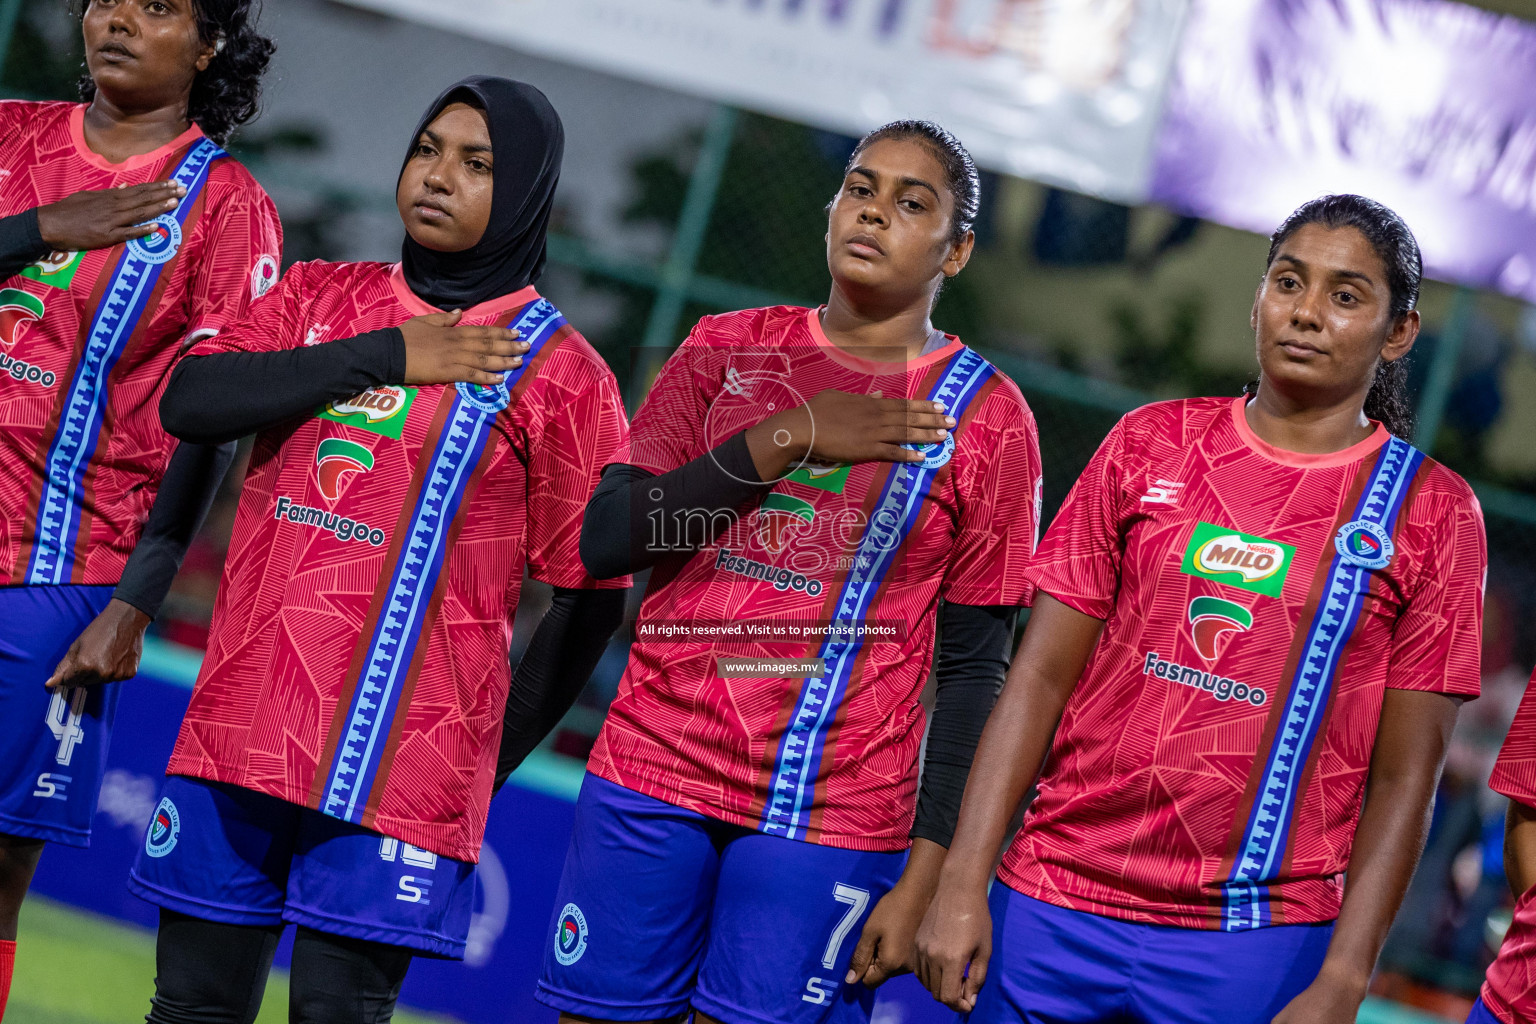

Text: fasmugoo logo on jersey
xmin=317 ymin=385 xmax=417 ymax=440
xmin=754 ymin=492 xmax=816 ymax=554
xmin=1334 ymin=520 xmax=1394 ymax=570
xmin=126 ymin=214 xmax=183 ymax=265
xmin=1187 ymin=596 xmax=1253 ymax=662
xmin=0 ymin=289 xmax=44 ymax=348
xmin=315 ymin=437 xmax=375 ymax=501
xmin=1180 ymin=521 xmax=1295 ymax=598
xmin=554 ymin=903 xmax=588 ymax=965
xmin=145 ymin=797 xmax=180 ymax=858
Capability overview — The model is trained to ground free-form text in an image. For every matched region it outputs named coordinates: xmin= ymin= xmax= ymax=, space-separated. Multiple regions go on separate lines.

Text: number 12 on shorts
xmin=803 ymin=883 xmax=869 ymax=1005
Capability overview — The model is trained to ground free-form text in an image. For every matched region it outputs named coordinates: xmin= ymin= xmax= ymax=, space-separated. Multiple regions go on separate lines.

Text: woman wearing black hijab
xmin=140 ymin=77 xmax=631 ymax=1023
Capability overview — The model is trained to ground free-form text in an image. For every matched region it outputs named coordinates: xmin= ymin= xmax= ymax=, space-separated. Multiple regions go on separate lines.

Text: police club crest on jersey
xmin=903 ymin=432 xmax=955 ymax=469
xmin=127 ymin=214 xmax=184 ymax=265
xmin=1335 ymin=519 xmax=1394 ymax=570
xmin=456 ymin=379 xmax=510 ymax=413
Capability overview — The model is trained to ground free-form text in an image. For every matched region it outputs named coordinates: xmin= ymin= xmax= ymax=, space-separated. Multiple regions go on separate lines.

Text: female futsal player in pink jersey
xmin=540 ymin=121 xmax=1042 ymax=1024
xmin=916 ymin=194 xmax=1486 ymax=1024
xmin=0 ymin=1 xmax=279 ymax=1012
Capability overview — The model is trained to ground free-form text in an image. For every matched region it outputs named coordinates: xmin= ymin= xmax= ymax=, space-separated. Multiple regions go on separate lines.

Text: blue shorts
xmin=1468 ymin=998 xmax=1503 ymax=1024
xmin=970 ymin=884 xmax=1334 ymax=1024
xmin=0 ymin=584 xmax=118 ymax=846
xmin=128 ymin=775 xmax=477 ymax=958
xmin=536 ymin=774 xmax=906 ymax=1024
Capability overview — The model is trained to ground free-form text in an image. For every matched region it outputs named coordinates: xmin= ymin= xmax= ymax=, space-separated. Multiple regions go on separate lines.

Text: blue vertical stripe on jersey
xmin=319 ymin=299 xmax=565 ymax=823
xmin=1222 ymin=436 xmax=1425 ymax=931
xmin=761 ymin=346 xmax=995 ymax=840
xmin=26 ymin=137 xmax=225 ymax=585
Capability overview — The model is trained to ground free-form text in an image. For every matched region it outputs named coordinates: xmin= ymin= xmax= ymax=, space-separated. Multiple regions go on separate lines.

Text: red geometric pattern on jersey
xmin=1481 ymin=669 xmax=1536 ymax=1024
xmin=588 ymin=306 xmax=1042 ymax=851
xmin=165 ymin=261 xmax=629 ymax=861
xmin=0 ymin=101 xmax=281 ymax=584
xmin=998 ymin=396 xmax=1485 ymax=929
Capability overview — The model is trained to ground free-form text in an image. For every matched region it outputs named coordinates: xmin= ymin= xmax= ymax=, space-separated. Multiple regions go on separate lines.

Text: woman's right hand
xmin=914 ymin=880 xmax=992 ymax=1013
xmin=745 ymin=389 xmax=956 ymax=481
xmin=399 ymin=310 xmax=529 ymax=386
xmin=34 ymin=182 xmax=187 ymax=252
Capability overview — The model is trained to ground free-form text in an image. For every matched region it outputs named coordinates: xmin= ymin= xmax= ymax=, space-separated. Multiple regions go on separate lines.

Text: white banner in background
xmin=341 ymin=0 xmax=1188 ymax=203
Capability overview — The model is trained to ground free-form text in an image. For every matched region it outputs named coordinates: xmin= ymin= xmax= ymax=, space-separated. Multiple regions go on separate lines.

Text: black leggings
xmin=146 ymin=910 xmax=414 ymax=1024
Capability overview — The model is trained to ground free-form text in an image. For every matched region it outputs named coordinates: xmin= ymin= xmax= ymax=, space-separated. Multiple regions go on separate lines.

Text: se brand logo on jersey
xmin=315 ymin=437 xmax=375 ymax=500
xmin=126 ymin=214 xmax=183 ymax=265
xmin=145 ymin=797 xmax=180 ymax=858
xmin=755 ymin=492 xmax=816 ymax=554
xmin=554 ymin=903 xmax=588 ymax=966
xmin=1187 ymin=596 xmax=1253 ymax=662
xmin=317 ymin=385 xmax=417 ymax=439
xmin=1180 ymin=522 xmax=1294 ymax=598
xmin=1335 ymin=520 xmax=1394 ymax=570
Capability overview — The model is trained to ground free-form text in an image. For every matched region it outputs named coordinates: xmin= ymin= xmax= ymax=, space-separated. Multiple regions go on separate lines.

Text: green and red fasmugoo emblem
xmin=0 ymin=289 xmax=44 ymax=347
xmin=1187 ymin=595 xmax=1253 ymax=662
xmin=755 ymin=492 xmax=816 ymax=554
xmin=315 ymin=437 xmax=374 ymax=500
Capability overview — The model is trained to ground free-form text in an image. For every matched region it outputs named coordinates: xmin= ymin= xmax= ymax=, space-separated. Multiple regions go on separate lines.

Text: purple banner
xmin=1150 ymin=0 xmax=1536 ymax=303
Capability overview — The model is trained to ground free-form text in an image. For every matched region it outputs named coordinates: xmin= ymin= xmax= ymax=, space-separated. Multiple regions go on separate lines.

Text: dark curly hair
xmin=74 ymin=0 xmax=275 ymax=146
xmin=1248 ymin=194 xmax=1422 ymax=439
xmin=843 ymin=120 xmax=981 ymax=244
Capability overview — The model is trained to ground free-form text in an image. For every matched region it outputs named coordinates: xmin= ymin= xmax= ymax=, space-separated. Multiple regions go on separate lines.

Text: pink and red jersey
xmin=589 ymin=306 xmax=1041 ymax=851
xmin=0 ymin=100 xmax=280 ymax=586
xmin=999 ymin=396 xmax=1485 ymax=930
xmin=165 ymin=261 xmax=629 ymax=861
xmin=1478 ymin=669 xmax=1536 ymax=1024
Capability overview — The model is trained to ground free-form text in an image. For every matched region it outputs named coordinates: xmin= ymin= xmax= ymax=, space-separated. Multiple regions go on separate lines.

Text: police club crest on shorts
xmin=554 ymin=902 xmax=588 ymax=965
xmin=145 ymin=797 xmax=180 ymax=858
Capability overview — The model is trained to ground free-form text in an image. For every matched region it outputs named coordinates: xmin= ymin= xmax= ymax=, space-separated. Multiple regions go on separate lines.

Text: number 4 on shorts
xmin=45 ymin=688 xmax=86 ymax=766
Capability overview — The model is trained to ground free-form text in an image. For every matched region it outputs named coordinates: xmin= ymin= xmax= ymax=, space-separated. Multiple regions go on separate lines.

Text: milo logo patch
xmin=316 ymin=385 xmax=416 ymax=439
xmin=1180 ymin=521 xmax=1294 ymax=598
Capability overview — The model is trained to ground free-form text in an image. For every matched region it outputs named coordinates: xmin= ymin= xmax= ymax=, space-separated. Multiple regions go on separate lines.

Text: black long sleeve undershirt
xmin=113 ymin=440 xmax=238 ymax=619
xmin=579 ymin=431 xmax=773 ymax=579
xmin=159 ymin=328 xmax=407 ymax=444
xmin=916 ymin=601 xmax=1015 ymax=849
xmin=0 ymin=209 xmax=51 ymax=280
xmin=494 ymin=585 xmax=630 ymax=793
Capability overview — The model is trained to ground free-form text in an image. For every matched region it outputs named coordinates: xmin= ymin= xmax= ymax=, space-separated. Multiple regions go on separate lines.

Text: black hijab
xmin=398 ymin=76 xmax=564 ymax=309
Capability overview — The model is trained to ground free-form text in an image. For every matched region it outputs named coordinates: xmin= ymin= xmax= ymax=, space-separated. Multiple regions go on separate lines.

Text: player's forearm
xmin=1505 ymin=800 xmax=1536 ymax=898
xmin=494 ymin=586 xmax=629 ymax=792
xmin=113 ymin=440 xmax=236 ymax=619
xmin=937 ymin=660 xmax=1069 ymax=891
xmin=0 ymin=209 xmax=50 ymax=279
xmin=912 ymin=602 xmax=1014 ymax=849
xmin=579 ymin=431 xmax=772 ymax=579
xmin=159 ymin=329 xmax=405 ymax=444
xmin=1319 ymin=691 xmax=1458 ymax=993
